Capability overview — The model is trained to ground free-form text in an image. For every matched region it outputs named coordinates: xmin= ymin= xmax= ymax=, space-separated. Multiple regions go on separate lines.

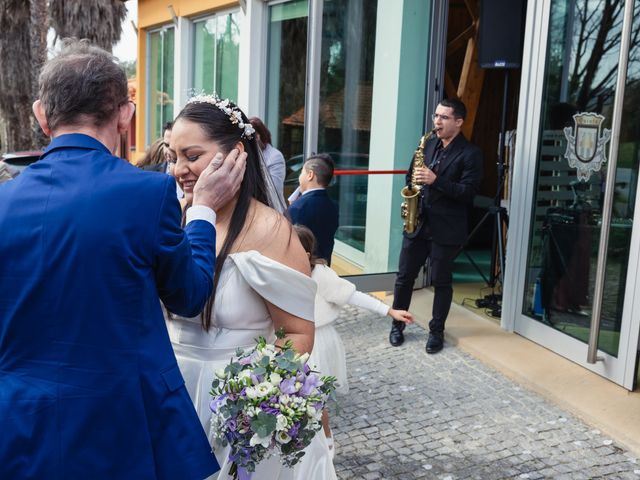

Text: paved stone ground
xmin=331 ymin=305 xmax=640 ymax=479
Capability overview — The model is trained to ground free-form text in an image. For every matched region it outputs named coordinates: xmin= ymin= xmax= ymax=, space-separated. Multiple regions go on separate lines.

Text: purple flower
xmin=210 ymin=394 xmax=227 ymax=413
xmin=288 ymin=422 xmax=300 ymax=438
xmin=299 ymin=373 xmax=321 ymax=396
xmin=259 ymin=401 xmax=280 ymax=415
xmin=280 ymin=377 xmax=299 ymax=394
xmin=239 ymin=356 xmax=252 ymax=365
xmin=303 ymin=363 xmax=311 ymax=374
xmin=227 ymin=419 xmax=237 ymax=432
xmin=225 ymin=430 xmax=238 ymax=443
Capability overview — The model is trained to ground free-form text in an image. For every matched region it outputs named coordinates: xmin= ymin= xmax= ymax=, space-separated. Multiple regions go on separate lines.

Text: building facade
xmin=136 ymin=0 xmax=640 ymax=391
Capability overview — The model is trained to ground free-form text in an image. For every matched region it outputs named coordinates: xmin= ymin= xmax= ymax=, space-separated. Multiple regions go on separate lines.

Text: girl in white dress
xmin=293 ymin=225 xmax=414 ymax=455
xmin=166 ymin=96 xmax=336 ymax=480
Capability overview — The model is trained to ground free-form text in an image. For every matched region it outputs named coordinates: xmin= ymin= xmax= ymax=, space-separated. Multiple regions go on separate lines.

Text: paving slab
xmin=331 ymin=304 xmax=640 ymax=479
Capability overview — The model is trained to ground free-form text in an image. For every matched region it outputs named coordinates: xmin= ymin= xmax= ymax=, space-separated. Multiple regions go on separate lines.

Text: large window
xmin=317 ymin=0 xmax=377 ymax=251
xmin=266 ymin=0 xmax=377 ymax=253
xmin=147 ymin=26 xmax=175 ymax=143
xmin=266 ymin=0 xmax=309 ymax=166
xmin=192 ymin=11 xmax=241 ymax=102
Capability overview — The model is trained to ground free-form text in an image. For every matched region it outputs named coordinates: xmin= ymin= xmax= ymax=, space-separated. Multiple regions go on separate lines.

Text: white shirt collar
xmin=301 ymin=187 xmax=325 ymax=196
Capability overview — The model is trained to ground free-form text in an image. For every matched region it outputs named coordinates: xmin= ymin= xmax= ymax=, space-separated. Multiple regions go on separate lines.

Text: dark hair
xmin=175 ymin=100 xmax=271 ymax=331
xmin=304 ymin=153 xmax=334 ymax=187
xmin=248 ymin=117 xmax=272 ymax=146
xmin=38 ymin=38 xmax=129 ymax=132
xmin=293 ymin=224 xmax=325 ymax=270
xmin=162 ymin=121 xmax=173 ymax=133
xmin=439 ymin=98 xmax=467 ymax=120
xmin=137 ymin=138 xmax=166 ymax=169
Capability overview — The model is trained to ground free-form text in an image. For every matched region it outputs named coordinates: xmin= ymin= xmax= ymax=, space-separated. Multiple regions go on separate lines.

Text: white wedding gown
xmin=167 ymin=250 xmax=337 ymax=480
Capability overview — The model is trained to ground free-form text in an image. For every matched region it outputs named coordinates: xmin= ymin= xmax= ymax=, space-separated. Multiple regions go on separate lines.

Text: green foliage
xmin=250 ymin=411 xmax=277 ymax=438
xmin=119 ymin=59 xmax=136 ymax=79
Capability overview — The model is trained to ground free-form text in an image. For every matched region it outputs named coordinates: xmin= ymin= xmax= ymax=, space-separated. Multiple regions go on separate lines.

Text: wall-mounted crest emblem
xmin=563 ymin=112 xmax=611 ymax=181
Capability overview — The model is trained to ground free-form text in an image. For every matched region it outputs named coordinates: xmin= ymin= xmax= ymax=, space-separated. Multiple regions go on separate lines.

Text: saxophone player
xmin=390 ymin=98 xmax=483 ymax=353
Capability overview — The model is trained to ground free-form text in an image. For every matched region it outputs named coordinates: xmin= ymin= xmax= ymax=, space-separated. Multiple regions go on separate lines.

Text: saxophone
xmin=400 ymin=127 xmax=438 ymax=234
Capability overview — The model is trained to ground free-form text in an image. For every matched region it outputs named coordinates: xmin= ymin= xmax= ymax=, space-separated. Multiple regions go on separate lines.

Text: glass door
xmin=511 ymin=0 xmax=640 ymax=389
xmin=265 ymin=0 xmax=309 ymax=195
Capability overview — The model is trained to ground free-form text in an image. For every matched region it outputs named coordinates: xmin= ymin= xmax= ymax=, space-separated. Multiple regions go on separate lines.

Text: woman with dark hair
xmin=249 ymin=116 xmax=286 ymax=206
xmin=137 ymin=138 xmax=168 ymax=172
xmin=166 ymin=95 xmax=336 ymax=479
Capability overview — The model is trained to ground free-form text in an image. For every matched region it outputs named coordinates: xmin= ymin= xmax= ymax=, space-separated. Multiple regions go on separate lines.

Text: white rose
xmin=215 ymin=369 xmax=227 ymax=380
xmin=269 ymin=372 xmax=282 ymax=386
xmin=275 ymin=414 xmax=288 ymax=432
xmin=276 ymin=431 xmax=291 ymax=444
xmin=250 ymin=433 xmax=272 ymax=448
xmin=238 ymin=369 xmax=252 ymax=383
xmin=245 ymin=387 xmax=260 ymax=400
xmin=255 ymin=381 xmax=274 ymax=398
xmin=296 ymin=352 xmax=310 ymax=364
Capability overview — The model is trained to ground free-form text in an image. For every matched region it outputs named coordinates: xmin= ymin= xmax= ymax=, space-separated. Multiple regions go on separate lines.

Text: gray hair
xmin=38 ymin=38 xmax=129 ymax=132
xmin=304 ymin=153 xmax=334 ymax=187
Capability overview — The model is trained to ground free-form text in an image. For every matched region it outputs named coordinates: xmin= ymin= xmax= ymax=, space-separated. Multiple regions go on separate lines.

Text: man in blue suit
xmin=0 ymin=40 xmax=246 ymax=479
xmin=287 ymin=154 xmax=339 ymax=265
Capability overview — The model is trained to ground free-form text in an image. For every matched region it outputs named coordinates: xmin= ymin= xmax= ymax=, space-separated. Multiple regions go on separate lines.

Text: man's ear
xmin=117 ymin=101 xmax=135 ymax=134
xmin=32 ymin=100 xmax=52 ymax=137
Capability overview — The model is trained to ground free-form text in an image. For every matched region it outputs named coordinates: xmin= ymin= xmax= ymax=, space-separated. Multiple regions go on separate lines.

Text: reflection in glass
xmin=266 ymin=0 xmax=308 ymax=172
xmin=148 ymin=28 xmax=175 ymax=143
xmin=523 ymin=0 xmax=640 ymax=356
xmin=192 ymin=12 xmax=240 ymax=102
xmin=317 ymin=0 xmax=378 ymax=252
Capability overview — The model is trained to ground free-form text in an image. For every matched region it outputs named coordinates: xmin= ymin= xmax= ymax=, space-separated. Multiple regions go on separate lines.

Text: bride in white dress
xmin=165 ymin=96 xmax=337 ymax=480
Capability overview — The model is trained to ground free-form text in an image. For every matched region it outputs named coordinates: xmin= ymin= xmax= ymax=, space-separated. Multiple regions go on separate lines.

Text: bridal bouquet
xmin=209 ymin=329 xmax=336 ymax=479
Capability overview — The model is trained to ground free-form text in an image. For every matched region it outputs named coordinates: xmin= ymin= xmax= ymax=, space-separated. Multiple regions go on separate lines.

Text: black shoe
xmin=426 ymin=333 xmax=443 ymax=354
xmin=389 ymin=320 xmax=405 ymax=347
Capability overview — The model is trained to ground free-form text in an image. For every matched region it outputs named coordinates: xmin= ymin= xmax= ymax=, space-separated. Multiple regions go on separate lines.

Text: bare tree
xmin=30 ymin=0 xmax=48 ymax=148
xmin=565 ymin=0 xmax=640 ymax=111
xmin=0 ymin=0 xmax=127 ymax=152
xmin=49 ymin=0 xmax=127 ymax=52
xmin=0 ymin=0 xmax=45 ymax=152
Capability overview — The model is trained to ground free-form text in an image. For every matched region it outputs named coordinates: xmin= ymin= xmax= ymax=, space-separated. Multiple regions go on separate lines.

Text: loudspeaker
xmin=478 ymin=0 xmax=526 ymax=69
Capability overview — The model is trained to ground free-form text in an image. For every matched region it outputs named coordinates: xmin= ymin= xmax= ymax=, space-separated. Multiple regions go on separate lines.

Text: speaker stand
xmin=458 ymin=69 xmax=511 ymax=315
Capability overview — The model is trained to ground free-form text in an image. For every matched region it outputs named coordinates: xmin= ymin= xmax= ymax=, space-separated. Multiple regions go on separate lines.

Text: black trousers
xmin=392 ymin=227 xmax=459 ymax=334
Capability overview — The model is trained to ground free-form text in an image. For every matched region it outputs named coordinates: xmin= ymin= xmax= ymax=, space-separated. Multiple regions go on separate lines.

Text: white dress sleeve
xmin=229 ymin=250 xmax=317 ymax=322
xmin=347 ymin=291 xmax=390 ymax=317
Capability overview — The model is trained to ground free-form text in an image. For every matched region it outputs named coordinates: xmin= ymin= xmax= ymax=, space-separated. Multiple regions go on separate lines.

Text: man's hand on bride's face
xmin=192 ymin=149 xmax=247 ymax=212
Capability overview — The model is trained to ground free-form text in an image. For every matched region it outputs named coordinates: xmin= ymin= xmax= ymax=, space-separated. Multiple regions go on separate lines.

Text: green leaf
xmin=259 ymin=355 xmax=271 ymax=367
xmin=225 ymin=362 xmax=242 ymax=376
xmin=250 ymin=411 xmax=277 ymax=438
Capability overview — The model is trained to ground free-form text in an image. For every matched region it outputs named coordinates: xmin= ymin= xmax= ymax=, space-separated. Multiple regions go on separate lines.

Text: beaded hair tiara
xmin=186 ymin=93 xmax=255 ymax=140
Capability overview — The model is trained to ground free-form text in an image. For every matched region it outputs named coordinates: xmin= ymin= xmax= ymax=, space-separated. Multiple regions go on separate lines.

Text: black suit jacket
xmin=287 ymin=189 xmax=339 ymax=264
xmin=405 ymin=132 xmax=483 ymax=245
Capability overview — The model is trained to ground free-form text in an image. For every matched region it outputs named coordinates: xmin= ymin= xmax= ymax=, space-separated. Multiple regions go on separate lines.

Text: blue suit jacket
xmin=287 ymin=189 xmax=339 ymax=264
xmin=0 ymin=135 xmax=219 ymax=479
